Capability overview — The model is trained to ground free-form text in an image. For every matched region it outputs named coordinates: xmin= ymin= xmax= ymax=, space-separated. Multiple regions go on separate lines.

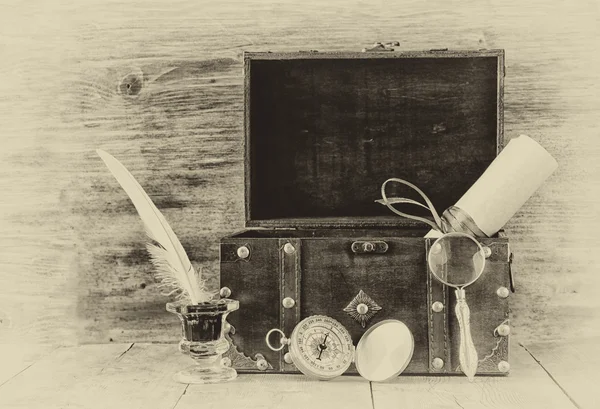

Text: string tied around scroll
xmin=375 ymin=178 xmax=489 ymax=238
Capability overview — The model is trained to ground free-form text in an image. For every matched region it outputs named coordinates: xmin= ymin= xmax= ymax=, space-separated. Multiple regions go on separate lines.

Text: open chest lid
xmin=244 ymin=50 xmax=504 ymax=228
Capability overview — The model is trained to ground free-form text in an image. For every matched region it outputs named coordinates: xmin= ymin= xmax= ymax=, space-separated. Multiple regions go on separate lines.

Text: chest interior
xmin=246 ymin=52 xmax=503 ymax=228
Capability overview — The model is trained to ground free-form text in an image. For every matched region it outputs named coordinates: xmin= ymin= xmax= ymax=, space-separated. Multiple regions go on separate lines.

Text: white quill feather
xmin=97 ymin=149 xmax=212 ymax=304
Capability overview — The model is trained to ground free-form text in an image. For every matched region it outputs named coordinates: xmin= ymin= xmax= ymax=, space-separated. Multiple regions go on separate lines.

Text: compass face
xmin=289 ymin=315 xmax=354 ymax=380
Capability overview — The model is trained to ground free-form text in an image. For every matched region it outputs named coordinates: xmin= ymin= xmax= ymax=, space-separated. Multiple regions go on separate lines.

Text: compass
xmin=266 ymin=315 xmax=414 ymax=381
xmin=267 ymin=315 xmax=354 ymax=380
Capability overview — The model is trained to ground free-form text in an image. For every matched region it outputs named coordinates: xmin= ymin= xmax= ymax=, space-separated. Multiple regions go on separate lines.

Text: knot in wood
xmin=118 ymin=72 xmax=143 ymax=97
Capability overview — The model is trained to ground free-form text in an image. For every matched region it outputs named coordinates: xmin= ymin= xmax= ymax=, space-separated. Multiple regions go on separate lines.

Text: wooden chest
xmin=220 ymin=50 xmax=513 ymax=376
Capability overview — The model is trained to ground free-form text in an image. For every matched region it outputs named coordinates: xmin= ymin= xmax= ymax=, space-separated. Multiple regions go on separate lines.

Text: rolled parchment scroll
xmin=451 ymin=135 xmax=558 ymax=237
xmin=380 ymin=134 xmax=558 ymax=238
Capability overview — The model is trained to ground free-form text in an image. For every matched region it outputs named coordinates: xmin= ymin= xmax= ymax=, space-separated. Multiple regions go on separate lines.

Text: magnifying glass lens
xmin=429 ymin=235 xmax=485 ymax=287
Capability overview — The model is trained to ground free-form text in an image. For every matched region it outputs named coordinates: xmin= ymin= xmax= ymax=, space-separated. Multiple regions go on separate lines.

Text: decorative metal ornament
xmin=223 ymin=332 xmax=273 ymax=371
xmin=343 ymin=290 xmax=382 ymax=328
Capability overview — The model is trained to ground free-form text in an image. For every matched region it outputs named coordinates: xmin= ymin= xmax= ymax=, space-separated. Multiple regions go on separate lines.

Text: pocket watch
xmin=266 ymin=315 xmax=414 ymax=382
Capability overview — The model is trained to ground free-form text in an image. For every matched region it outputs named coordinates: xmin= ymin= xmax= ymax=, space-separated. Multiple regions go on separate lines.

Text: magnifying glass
xmin=428 ymin=232 xmax=490 ymax=381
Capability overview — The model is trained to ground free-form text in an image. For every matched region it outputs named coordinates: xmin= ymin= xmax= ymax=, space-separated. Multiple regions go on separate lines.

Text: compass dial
xmin=288 ymin=315 xmax=354 ymax=380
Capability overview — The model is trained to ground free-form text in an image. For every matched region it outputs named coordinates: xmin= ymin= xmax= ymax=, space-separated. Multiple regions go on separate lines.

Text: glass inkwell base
xmin=167 ymin=299 xmax=239 ymax=384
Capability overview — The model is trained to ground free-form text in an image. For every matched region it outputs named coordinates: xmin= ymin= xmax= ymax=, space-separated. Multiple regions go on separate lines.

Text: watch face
xmin=289 ymin=315 xmax=354 ymax=380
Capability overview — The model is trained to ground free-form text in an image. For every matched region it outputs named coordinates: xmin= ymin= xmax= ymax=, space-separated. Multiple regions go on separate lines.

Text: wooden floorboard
xmin=371 ymin=342 xmax=578 ymax=409
xmin=0 ymin=341 xmax=583 ymax=409
xmin=77 ymin=343 xmax=190 ymax=409
xmin=0 ymin=344 xmax=58 ymax=387
xmin=524 ymin=338 xmax=599 ymax=409
xmin=0 ymin=343 xmax=136 ymax=409
xmin=176 ymin=374 xmax=373 ymax=409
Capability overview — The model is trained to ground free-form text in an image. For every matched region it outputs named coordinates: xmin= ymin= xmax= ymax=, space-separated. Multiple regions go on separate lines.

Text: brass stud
xmin=432 ymin=357 xmax=444 ymax=370
xmin=237 ymin=246 xmax=250 ymax=259
xmin=220 ymin=287 xmax=232 ymax=298
xmin=356 ymin=303 xmax=369 ymax=315
xmin=283 ymin=243 xmax=295 ymax=254
xmin=498 ymin=361 xmax=510 ymax=373
xmin=432 ymin=301 xmax=444 ymax=313
xmin=282 ymin=297 xmax=296 ymax=309
xmin=257 ymin=358 xmax=269 ymax=371
xmin=497 ymin=287 xmax=510 ymax=299
xmin=483 ymin=246 xmax=492 ymax=258
xmin=497 ymin=324 xmax=511 ymax=337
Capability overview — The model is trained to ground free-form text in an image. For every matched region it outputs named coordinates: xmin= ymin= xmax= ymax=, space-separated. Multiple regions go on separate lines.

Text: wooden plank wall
xmin=0 ymin=0 xmax=598 ymax=358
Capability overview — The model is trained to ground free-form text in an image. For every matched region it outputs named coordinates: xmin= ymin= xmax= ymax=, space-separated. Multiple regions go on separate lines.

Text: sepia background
xmin=0 ymin=0 xmax=598 ymax=404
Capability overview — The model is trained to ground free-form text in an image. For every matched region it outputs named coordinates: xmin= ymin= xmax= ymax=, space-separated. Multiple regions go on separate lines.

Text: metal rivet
xmin=219 ymin=287 xmax=232 ymax=298
xmin=498 ymin=361 xmax=510 ymax=373
xmin=356 ymin=303 xmax=369 ymax=315
xmin=237 ymin=246 xmax=250 ymax=259
xmin=257 ymin=359 xmax=269 ymax=371
xmin=497 ymin=287 xmax=510 ymax=299
xmin=282 ymin=297 xmax=295 ymax=309
xmin=432 ymin=357 xmax=444 ymax=369
xmin=221 ymin=357 xmax=232 ymax=367
xmin=283 ymin=243 xmax=295 ymax=254
xmin=497 ymin=324 xmax=511 ymax=337
xmin=432 ymin=301 xmax=444 ymax=313
xmin=284 ymin=352 xmax=293 ymax=364
xmin=483 ymin=246 xmax=492 ymax=258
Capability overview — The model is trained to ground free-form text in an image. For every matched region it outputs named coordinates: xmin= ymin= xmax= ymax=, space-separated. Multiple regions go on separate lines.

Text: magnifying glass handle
xmin=455 ymin=289 xmax=478 ymax=381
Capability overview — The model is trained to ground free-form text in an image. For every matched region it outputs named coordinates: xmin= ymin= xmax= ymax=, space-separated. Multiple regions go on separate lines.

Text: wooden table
xmin=0 ymin=339 xmax=592 ymax=409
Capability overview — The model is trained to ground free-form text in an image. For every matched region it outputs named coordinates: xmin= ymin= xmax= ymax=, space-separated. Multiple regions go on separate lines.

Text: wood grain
xmin=0 ymin=343 xmax=193 ymax=409
xmin=178 ymin=373 xmax=373 ymax=409
xmin=0 ymin=344 xmax=58 ymax=387
xmin=524 ymin=338 xmax=599 ymax=409
xmin=372 ymin=343 xmax=578 ymax=409
xmin=0 ymin=0 xmax=598 ymax=375
xmin=0 ymin=342 xmax=580 ymax=409
xmin=0 ymin=343 xmax=135 ymax=408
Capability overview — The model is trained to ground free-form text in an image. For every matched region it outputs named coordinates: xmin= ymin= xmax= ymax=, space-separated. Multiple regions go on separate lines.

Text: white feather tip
xmin=97 ymin=149 xmax=213 ymax=304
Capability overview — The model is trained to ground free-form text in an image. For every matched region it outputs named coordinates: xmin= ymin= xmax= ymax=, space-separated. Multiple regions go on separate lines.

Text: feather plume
xmin=97 ymin=149 xmax=213 ymax=304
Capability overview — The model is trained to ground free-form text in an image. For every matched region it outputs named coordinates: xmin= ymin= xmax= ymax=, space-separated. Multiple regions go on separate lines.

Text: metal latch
xmin=351 ymin=241 xmax=389 ymax=254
